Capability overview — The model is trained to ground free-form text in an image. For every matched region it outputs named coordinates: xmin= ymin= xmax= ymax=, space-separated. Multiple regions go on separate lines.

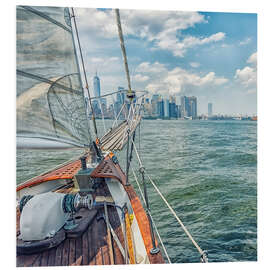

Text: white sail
xmin=16 ymin=6 xmax=91 ymax=149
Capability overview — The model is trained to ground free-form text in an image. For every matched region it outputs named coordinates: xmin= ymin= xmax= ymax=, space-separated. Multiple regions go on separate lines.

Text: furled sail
xmin=16 ymin=6 xmax=91 ymax=149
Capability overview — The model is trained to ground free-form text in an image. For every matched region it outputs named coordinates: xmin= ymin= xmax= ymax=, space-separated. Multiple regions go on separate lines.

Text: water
xmin=16 ymin=120 xmax=257 ymax=263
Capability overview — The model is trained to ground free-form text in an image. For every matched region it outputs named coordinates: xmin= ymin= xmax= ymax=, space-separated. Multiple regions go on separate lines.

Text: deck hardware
xmin=112 ymin=155 xmax=119 ymax=164
xmin=79 ymin=156 xmax=87 ymax=170
xmin=62 ymin=193 xmax=93 ymax=213
xmin=122 ymin=203 xmax=129 ymax=264
xmin=64 ymin=211 xmax=78 ymax=230
xmin=126 ymin=131 xmax=136 ymax=186
xmin=63 ymin=193 xmax=93 ymax=231
xmin=200 ymin=250 xmax=208 ymax=263
xmin=139 ymin=167 xmax=160 ymax=255
xmin=125 ymin=129 xmax=130 ymax=185
xmin=92 ymin=140 xmax=102 ymax=161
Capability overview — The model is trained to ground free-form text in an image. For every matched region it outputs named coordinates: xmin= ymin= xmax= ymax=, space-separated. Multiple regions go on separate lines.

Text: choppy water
xmin=16 ymin=120 xmax=257 ymax=263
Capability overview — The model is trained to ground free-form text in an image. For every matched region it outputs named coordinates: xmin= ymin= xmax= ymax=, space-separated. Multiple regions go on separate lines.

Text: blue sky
xmin=75 ymin=8 xmax=257 ymax=115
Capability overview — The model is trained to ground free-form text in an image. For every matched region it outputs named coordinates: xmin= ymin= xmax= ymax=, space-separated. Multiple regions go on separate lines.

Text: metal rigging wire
xmin=129 ymin=135 xmax=208 ymax=263
xmin=70 ymin=8 xmax=98 ymax=139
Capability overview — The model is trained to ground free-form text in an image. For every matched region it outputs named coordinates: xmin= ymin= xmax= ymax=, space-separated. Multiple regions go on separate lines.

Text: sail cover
xmin=17 ymin=6 xmax=91 ymax=149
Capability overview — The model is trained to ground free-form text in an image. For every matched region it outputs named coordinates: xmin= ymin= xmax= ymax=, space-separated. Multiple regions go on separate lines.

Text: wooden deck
xmin=17 ymin=181 xmax=125 ymax=267
xmin=16 ymin=155 xmax=165 ymax=266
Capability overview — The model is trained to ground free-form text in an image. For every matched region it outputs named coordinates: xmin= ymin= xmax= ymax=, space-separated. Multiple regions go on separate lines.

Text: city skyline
xmin=88 ymin=74 xmax=255 ymax=119
xmin=90 ymin=73 xmax=255 ymax=118
xmin=75 ymin=8 xmax=257 ymax=115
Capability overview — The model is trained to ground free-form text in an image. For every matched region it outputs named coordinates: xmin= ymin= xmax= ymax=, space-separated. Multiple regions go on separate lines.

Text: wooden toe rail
xmin=16 ymin=159 xmax=82 ymax=191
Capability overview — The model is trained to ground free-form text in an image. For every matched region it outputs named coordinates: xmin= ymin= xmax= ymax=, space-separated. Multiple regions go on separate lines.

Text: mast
xmin=115 ymin=9 xmax=135 ymax=101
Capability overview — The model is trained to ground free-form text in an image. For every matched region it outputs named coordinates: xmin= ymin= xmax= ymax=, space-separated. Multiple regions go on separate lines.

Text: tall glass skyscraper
xmin=189 ymin=96 xmax=197 ymax=119
xmin=181 ymin=96 xmax=190 ymax=117
xmin=164 ymin=99 xmax=169 ymax=118
xmin=93 ymin=72 xmax=101 ymax=97
xmin=181 ymin=96 xmax=197 ymax=119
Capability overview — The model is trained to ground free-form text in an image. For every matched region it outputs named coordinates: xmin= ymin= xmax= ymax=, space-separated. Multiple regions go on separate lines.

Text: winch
xmin=19 ymin=192 xmax=93 ymax=242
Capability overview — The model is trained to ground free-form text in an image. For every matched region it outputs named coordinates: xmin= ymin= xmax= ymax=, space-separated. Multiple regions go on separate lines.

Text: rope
xmin=129 ymin=137 xmax=208 ymax=262
xmin=145 ymin=172 xmax=208 ymax=262
xmin=131 ymin=167 xmax=171 ymax=263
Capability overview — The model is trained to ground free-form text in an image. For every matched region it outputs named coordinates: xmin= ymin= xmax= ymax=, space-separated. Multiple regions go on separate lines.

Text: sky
xmin=74 ymin=8 xmax=257 ymax=116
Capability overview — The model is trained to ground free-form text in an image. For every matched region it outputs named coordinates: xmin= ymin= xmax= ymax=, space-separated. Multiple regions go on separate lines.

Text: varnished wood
xmin=124 ymin=185 xmax=165 ymax=264
xmin=16 ymin=160 xmax=164 ymax=266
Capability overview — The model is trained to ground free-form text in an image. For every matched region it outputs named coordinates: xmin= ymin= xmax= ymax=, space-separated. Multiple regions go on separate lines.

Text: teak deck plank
xmin=32 ymin=254 xmax=42 ymax=267
xmin=47 ymin=245 xmax=56 ymax=266
xmin=54 ymin=241 xmax=64 ymax=266
xmin=95 ymin=248 xmax=103 ymax=265
xmin=75 ymin=236 xmax=82 ymax=263
xmin=40 ymin=250 xmax=49 ymax=266
xmin=62 ymin=238 xmax=70 ymax=266
xmin=17 ymin=167 xmax=164 ymax=266
xmin=82 ymin=227 xmax=89 ymax=265
xmin=69 ymin=238 xmax=76 ymax=265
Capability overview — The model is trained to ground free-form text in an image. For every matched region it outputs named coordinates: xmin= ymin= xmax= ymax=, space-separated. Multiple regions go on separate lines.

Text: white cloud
xmin=135 ymin=61 xmax=228 ymax=95
xmin=234 ymin=52 xmax=257 ymax=89
xmin=89 ymin=57 xmax=104 ymax=63
xmin=235 ymin=66 xmax=256 ymax=87
xmin=132 ymin=74 xmax=149 ymax=82
xmin=136 ymin=61 xmax=167 ymax=74
xmin=189 ymin=62 xmax=200 ymax=68
xmin=247 ymin=52 xmax=257 ymax=66
xmin=75 ymin=8 xmax=117 ymax=38
xmin=75 ymin=8 xmax=225 ymax=57
xmin=239 ymin=37 xmax=252 ymax=46
xmin=155 ymin=32 xmax=225 ymax=57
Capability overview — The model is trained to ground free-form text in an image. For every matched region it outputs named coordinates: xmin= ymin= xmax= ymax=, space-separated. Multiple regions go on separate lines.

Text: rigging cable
xmin=131 ymin=167 xmax=171 ymax=263
xmin=129 ymin=136 xmax=208 ymax=263
xmin=70 ymin=8 xmax=98 ymax=139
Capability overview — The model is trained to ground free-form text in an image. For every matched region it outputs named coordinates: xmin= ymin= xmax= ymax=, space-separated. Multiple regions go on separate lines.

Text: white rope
xmin=112 ymin=102 xmax=126 ymax=128
xmin=145 ymin=172 xmax=208 ymax=262
xmin=129 ymin=138 xmax=208 ymax=262
xmin=112 ymin=102 xmax=118 ymax=127
xmin=131 ymin=167 xmax=171 ymax=263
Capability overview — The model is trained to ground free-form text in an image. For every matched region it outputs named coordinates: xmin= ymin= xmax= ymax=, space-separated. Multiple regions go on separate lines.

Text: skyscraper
xmin=181 ymin=96 xmax=197 ymax=119
xmin=157 ymin=99 xmax=164 ymax=118
xmin=189 ymin=96 xmax=197 ymax=119
xmin=208 ymin=103 xmax=213 ymax=116
xmin=181 ymin=96 xmax=190 ymax=117
xmin=93 ymin=71 xmax=101 ymax=97
xmin=151 ymin=94 xmax=159 ymax=116
xmin=164 ymin=99 xmax=169 ymax=118
xmin=169 ymin=95 xmax=177 ymax=118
